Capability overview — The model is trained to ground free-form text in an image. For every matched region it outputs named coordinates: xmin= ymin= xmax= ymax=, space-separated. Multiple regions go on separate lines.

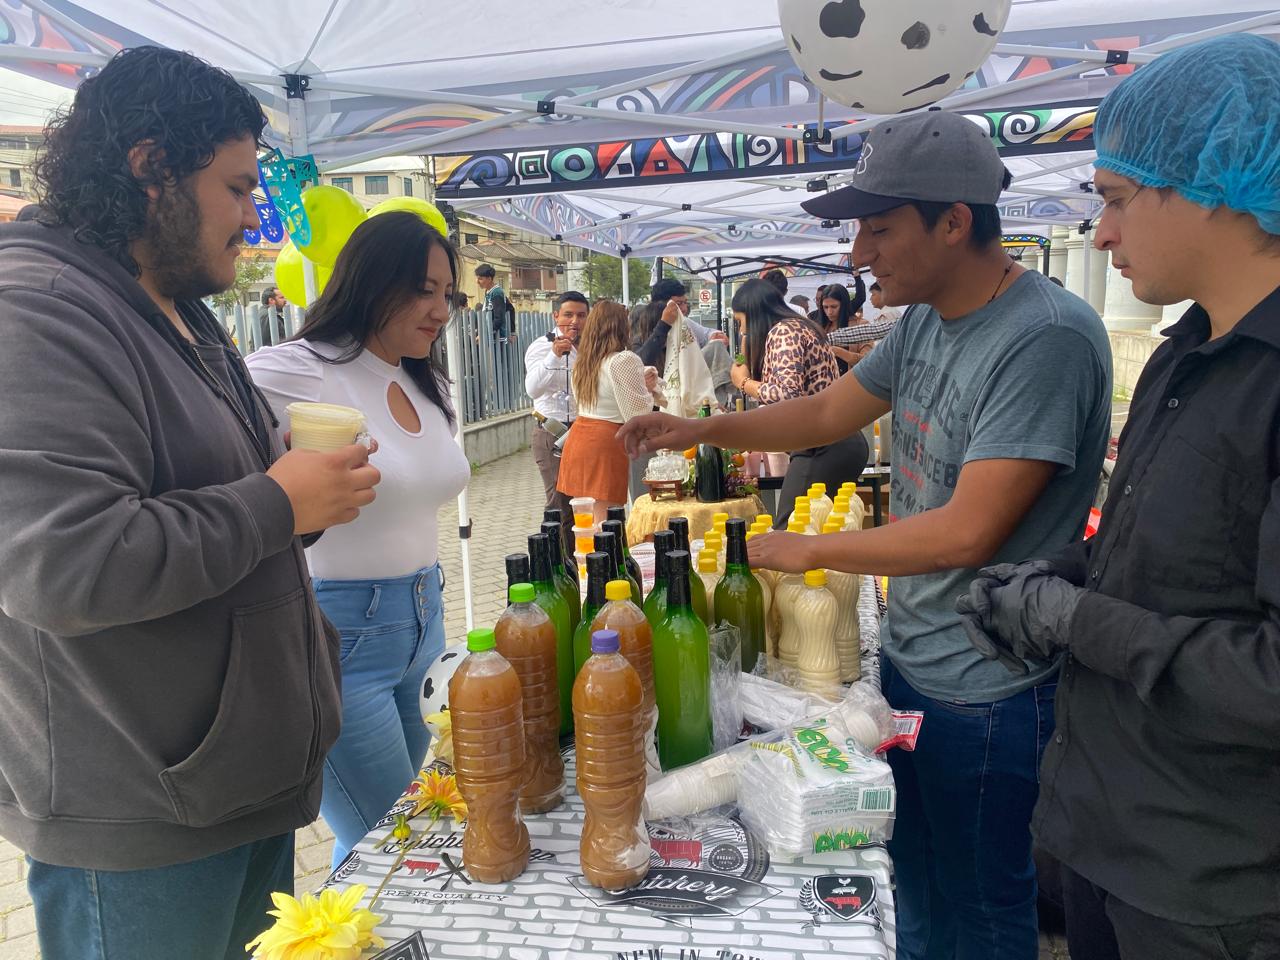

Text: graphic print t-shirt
xmin=854 ymin=271 xmax=1111 ymax=701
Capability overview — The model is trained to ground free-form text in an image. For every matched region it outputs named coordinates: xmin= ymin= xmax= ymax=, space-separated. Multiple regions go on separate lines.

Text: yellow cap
xmin=834 ymin=493 xmax=851 ymax=506
xmin=697 ymin=554 xmax=718 ymax=573
xmin=712 ymin=512 xmax=730 ymax=524
xmin=804 ymin=569 xmax=827 ymax=588
xmin=822 ymin=521 xmax=842 ymax=534
xmin=794 ymin=496 xmax=810 ymax=509
xmin=698 ymin=547 xmax=717 ymax=562
xmin=755 ymin=514 xmax=773 ymax=525
xmin=810 ymin=482 xmax=827 ymax=496
xmin=704 ymin=533 xmax=723 ymax=547
xmin=745 ymin=531 xmax=756 ymax=542
xmin=605 ymin=579 xmax=632 ymax=602
xmin=787 ymin=520 xmax=807 ymax=534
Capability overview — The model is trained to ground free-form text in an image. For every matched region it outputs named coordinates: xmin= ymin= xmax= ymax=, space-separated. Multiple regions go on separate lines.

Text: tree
xmin=582 ymin=253 xmax=652 ymax=304
xmin=211 ymin=253 xmax=273 ymax=309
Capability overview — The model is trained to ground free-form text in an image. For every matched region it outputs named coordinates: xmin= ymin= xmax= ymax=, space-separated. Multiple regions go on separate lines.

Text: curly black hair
xmin=34 ymin=46 xmax=266 ymax=276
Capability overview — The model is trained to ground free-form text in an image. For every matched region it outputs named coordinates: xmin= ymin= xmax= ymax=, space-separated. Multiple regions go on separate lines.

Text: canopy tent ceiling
xmin=0 ymin=1 xmax=1275 ymax=258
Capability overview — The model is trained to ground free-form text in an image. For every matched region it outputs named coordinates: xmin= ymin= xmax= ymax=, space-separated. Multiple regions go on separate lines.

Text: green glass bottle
xmin=605 ymin=507 xmax=645 ymax=592
xmin=643 ymin=530 xmax=676 ymax=628
xmin=541 ymin=520 xmax=580 ymax=633
xmin=505 ymin=553 xmax=530 ymax=592
xmin=651 ymin=550 xmax=713 ymax=771
xmin=599 ymin=520 xmax=644 ymax=605
xmin=713 ymin=518 xmax=765 ymax=673
xmin=543 ymin=510 xmax=577 ymax=584
xmin=528 ymin=533 xmax=574 ymax=737
xmin=667 ymin=517 xmax=710 ymax=624
xmin=573 ymin=551 xmax=612 ymax=677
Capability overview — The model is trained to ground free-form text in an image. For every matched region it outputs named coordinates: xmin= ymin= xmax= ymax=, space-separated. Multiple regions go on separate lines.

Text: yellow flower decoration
xmin=408 ymin=768 xmax=468 ymax=823
xmin=246 ymin=884 xmax=384 ymax=960
xmin=424 ymin=710 xmax=454 ymax=764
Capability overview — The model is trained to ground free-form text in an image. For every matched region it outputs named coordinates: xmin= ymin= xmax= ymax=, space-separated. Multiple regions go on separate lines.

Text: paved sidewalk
xmin=0 ymin=447 xmax=1071 ymax=958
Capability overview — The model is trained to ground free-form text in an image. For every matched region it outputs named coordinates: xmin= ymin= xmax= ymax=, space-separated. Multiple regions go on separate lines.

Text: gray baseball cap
xmin=802 ymin=111 xmax=1009 ymax=221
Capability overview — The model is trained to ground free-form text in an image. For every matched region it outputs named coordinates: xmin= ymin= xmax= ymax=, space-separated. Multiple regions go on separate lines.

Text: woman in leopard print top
xmin=729 ymin=278 xmax=868 ymax=526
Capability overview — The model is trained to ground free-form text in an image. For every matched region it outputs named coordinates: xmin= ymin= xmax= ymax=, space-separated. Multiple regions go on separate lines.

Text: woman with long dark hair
xmin=246 ymin=212 xmax=470 ymax=866
xmin=559 ymin=301 xmax=657 ymax=522
xmin=728 ymin=278 xmax=868 ymax=526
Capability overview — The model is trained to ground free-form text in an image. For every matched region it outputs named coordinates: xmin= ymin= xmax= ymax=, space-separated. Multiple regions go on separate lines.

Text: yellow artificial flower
xmin=245 ymin=884 xmax=384 ymax=960
xmin=408 ymin=768 xmax=468 ymax=823
xmin=424 ymin=710 xmax=454 ymax=764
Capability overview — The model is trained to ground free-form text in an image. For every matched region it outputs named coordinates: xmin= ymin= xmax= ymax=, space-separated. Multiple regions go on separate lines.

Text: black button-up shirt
xmin=1033 ymin=287 xmax=1280 ymax=924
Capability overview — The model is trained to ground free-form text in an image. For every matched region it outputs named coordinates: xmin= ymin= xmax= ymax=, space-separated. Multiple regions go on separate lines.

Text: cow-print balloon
xmin=419 ymin=648 xmax=463 ymax=727
xmin=778 ymin=0 xmax=1011 ymax=113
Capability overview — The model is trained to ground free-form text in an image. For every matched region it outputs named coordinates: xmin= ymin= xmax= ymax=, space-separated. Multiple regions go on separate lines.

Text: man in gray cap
xmin=619 ymin=110 xmax=1111 ymax=960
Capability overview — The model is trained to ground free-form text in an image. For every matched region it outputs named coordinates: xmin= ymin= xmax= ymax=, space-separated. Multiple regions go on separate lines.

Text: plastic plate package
xmin=737 ymin=717 xmax=896 ymax=859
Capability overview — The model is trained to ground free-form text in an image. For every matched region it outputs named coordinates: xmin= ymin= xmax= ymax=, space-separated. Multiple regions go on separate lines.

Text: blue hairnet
xmin=1094 ymin=33 xmax=1280 ymax=235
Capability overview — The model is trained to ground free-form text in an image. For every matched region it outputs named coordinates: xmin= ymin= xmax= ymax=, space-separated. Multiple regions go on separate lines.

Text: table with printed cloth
xmin=626 ymin=493 xmax=766 ymax=545
xmin=320 ymin=580 xmax=897 ymax=960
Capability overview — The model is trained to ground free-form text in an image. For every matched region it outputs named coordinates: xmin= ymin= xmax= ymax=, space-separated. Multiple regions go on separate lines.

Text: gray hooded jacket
xmin=0 ymin=222 xmax=341 ymax=870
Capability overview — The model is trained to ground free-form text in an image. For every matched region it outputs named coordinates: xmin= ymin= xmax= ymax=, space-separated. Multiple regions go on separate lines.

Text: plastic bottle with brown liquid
xmin=591 ymin=580 xmax=659 ymax=781
xmin=449 ymin=628 xmax=531 ymax=883
xmin=574 ymin=628 xmax=650 ymax=890
xmin=495 ymin=583 xmax=565 ymax=814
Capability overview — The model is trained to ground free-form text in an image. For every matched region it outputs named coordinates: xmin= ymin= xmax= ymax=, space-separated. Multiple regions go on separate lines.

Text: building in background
xmin=320 ymin=155 xmax=430 ymax=207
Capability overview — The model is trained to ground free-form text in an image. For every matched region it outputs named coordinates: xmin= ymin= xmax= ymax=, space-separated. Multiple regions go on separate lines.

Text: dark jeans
xmin=1060 ymin=864 xmax=1280 ymax=960
xmin=774 ymin=432 xmax=870 ymax=529
xmin=27 ymin=833 xmax=294 ymax=960
xmin=882 ymin=657 xmax=1056 ymax=960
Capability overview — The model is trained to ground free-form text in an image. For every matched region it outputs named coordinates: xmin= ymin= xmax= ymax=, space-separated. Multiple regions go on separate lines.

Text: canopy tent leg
xmin=621 ymin=251 xmax=630 ymax=308
xmin=285 ymin=78 xmax=320 ymax=308
xmin=445 ymin=315 xmax=476 ymax=633
xmin=715 ymin=258 xmax=725 ymax=340
xmin=1042 ymin=242 xmax=1051 ymax=276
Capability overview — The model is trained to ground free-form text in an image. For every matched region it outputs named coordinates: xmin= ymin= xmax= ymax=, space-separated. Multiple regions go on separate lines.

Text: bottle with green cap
xmin=643 ymin=530 xmax=676 ymax=631
xmin=600 ymin=519 xmax=643 ymax=604
xmin=528 ymin=533 xmax=574 ymax=737
xmin=605 ymin=507 xmax=645 ymax=594
xmin=495 ymin=583 xmax=564 ymax=813
xmin=541 ymin=520 xmax=580 ymax=631
xmin=651 ymin=550 xmax=713 ymax=770
xmin=573 ymin=552 xmax=613 ymax=676
xmin=589 ymin=580 xmax=659 ymax=780
xmin=713 ymin=518 xmax=765 ymax=673
xmin=448 ymin=628 xmax=530 ymax=883
xmin=666 ymin=517 xmax=709 ymax=624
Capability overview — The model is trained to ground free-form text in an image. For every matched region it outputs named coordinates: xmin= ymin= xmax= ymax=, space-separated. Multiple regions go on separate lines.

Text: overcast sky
xmin=0 ymin=69 xmax=73 ymax=128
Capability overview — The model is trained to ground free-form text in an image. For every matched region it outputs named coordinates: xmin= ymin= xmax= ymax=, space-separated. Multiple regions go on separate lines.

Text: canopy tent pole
xmin=620 ymin=250 xmax=631 ymax=308
xmin=444 ymin=313 xmax=476 ymax=632
xmin=1043 ymin=242 xmax=1051 ymax=276
xmin=715 ymin=258 xmax=725 ymax=341
xmin=657 ymin=258 xmax=665 ymax=282
xmin=284 ymin=76 xmax=320 ymax=307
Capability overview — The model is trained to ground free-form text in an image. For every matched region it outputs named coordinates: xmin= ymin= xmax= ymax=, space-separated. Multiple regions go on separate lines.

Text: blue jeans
xmin=882 ymin=656 xmax=1057 ymax=960
xmin=313 ymin=564 xmax=445 ymax=867
xmin=27 ymin=834 xmax=293 ymax=960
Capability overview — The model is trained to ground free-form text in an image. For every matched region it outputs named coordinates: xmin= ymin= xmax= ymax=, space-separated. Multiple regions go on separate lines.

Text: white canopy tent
xmin=1 ymin=0 xmax=1276 ymax=627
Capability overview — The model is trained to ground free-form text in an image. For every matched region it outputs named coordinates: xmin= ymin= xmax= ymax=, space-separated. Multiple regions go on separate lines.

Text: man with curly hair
xmin=0 ymin=46 xmax=380 ymax=958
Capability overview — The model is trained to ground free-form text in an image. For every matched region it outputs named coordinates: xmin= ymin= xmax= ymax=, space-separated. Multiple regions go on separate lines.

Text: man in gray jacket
xmin=0 ymin=47 xmax=380 ymax=959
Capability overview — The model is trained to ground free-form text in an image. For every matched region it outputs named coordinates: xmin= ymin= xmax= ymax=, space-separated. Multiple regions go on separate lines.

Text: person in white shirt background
xmin=246 ymin=212 xmax=470 ymax=868
xmin=865 ymin=280 xmax=902 ymax=324
xmin=524 ymin=290 xmax=588 ymax=527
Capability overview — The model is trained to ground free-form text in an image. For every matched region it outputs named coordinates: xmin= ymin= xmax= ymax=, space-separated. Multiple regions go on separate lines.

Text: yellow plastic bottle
xmin=793 ymin=570 xmax=841 ymax=691
xmin=820 ymin=521 xmax=862 ymax=682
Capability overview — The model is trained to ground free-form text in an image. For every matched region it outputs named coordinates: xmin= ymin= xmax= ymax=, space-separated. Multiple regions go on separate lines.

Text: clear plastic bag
xmin=830 ymin=679 xmax=897 ymax=754
xmin=708 ymin=621 xmax=743 ymax=752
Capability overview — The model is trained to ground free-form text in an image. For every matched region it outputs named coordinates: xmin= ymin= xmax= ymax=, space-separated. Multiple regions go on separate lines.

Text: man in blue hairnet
xmin=958 ymin=33 xmax=1280 ymax=959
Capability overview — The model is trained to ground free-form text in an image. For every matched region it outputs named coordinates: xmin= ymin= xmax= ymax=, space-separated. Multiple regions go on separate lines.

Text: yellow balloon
xmin=274 ymin=242 xmax=331 ymax=306
xmin=367 ymin=196 xmax=449 ymax=238
xmin=295 ymin=185 xmax=367 ymax=266
xmin=274 ymin=241 xmax=306 ymax=305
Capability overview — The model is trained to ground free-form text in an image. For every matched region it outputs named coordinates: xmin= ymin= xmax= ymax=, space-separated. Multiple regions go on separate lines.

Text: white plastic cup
xmin=286 ymin=402 xmax=367 ymax=452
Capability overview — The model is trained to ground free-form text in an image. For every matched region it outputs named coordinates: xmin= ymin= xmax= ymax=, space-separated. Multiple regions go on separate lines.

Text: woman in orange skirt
xmin=558 ymin=301 xmax=657 ymax=523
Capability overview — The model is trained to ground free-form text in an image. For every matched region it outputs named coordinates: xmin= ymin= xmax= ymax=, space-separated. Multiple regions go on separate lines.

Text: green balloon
xmin=368 ymin=196 xmax=449 ymax=238
xmin=295 ymin=185 xmax=367 ymax=266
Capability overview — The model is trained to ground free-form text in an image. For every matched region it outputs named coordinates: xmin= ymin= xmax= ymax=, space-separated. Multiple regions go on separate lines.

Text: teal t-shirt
xmin=854 ymin=271 xmax=1112 ymax=701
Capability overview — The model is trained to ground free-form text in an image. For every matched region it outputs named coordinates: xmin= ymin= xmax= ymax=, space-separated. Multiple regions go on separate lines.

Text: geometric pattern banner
xmin=436 ymin=102 xmax=1098 ymax=198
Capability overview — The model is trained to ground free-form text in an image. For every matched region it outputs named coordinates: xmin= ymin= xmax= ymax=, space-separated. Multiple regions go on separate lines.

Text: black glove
xmin=957 ymin=561 xmax=1083 ymax=675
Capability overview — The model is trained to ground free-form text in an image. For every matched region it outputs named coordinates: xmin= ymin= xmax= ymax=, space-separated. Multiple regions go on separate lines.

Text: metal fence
xmin=214 ymin=302 xmax=552 ymax=426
